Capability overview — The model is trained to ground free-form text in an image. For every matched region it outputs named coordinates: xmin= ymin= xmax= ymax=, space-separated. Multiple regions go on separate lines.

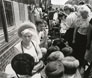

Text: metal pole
xmin=1 ymin=0 xmax=9 ymax=42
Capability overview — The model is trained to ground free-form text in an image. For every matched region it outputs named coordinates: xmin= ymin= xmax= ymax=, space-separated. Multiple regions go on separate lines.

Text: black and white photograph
xmin=0 ymin=0 xmax=92 ymax=78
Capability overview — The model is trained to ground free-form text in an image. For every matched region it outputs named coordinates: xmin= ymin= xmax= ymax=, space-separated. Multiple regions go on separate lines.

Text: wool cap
xmin=47 ymin=51 xmax=64 ymax=62
xmin=18 ymin=21 xmax=36 ymax=37
xmin=45 ymin=61 xmax=64 ymax=78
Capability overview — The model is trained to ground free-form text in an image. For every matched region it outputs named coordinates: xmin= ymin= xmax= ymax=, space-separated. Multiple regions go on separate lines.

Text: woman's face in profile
xmin=22 ymin=32 xmax=32 ymax=43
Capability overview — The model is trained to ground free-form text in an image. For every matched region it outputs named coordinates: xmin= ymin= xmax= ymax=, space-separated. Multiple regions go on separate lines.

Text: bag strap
xmin=21 ymin=41 xmax=38 ymax=55
xmin=21 ymin=41 xmax=24 ymax=53
xmin=31 ymin=41 xmax=38 ymax=55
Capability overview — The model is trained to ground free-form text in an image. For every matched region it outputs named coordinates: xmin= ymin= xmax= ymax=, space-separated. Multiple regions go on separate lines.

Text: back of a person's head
xmin=62 ymin=46 xmax=73 ymax=56
xmin=52 ymin=38 xmax=66 ymax=50
xmin=47 ymin=45 xmax=60 ymax=55
xmin=47 ymin=51 xmax=64 ymax=62
xmin=11 ymin=53 xmax=35 ymax=76
xmin=45 ymin=61 xmax=64 ymax=78
xmin=62 ymin=56 xmax=79 ymax=75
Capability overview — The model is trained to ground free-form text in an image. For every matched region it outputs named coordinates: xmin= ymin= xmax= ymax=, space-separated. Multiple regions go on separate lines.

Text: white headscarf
xmin=77 ymin=5 xmax=91 ymax=15
xmin=18 ymin=21 xmax=40 ymax=44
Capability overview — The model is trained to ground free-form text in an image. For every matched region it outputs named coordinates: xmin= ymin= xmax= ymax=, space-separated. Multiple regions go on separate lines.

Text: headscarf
xmin=77 ymin=5 xmax=91 ymax=15
xmin=18 ymin=21 xmax=40 ymax=44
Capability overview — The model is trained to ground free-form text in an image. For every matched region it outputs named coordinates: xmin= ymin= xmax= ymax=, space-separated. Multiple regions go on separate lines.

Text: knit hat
xmin=18 ymin=21 xmax=36 ymax=37
xmin=45 ymin=61 xmax=64 ymax=78
xmin=62 ymin=56 xmax=79 ymax=75
xmin=47 ymin=51 xmax=64 ymax=62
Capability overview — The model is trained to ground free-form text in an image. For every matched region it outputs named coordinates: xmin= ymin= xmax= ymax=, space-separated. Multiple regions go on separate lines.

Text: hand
xmin=34 ymin=56 xmax=39 ymax=63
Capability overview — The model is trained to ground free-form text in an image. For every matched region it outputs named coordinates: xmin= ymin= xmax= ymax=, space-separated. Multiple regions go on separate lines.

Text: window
xmin=4 ymin=1 xmax=14 ymax=26
xmin=18 ymin=3 xmax=25 ymax=22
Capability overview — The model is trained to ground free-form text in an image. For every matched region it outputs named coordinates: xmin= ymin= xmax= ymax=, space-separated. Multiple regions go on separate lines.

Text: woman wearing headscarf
xmin=14 ymin=21 xmax=42 ymax=62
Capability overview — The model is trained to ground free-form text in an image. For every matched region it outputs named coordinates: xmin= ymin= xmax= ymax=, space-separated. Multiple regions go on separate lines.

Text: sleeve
xmin=53 ymin=12 xmax=58 ymax=20
xmin=65 ymin=14 xmax=74 ymax=30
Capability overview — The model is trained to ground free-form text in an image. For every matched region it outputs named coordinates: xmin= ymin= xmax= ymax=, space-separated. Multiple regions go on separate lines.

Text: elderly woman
xmin=5 ymin=21 xmax=43 ymax=77
xmin=14 ymin=21 xmax=42 ymax=62
xmin=72 ymin=5 xmax=91 ymax=69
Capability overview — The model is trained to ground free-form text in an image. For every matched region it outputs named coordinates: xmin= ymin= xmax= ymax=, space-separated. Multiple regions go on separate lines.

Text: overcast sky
xmin=51 ymin=0 xmax=68 ymax=5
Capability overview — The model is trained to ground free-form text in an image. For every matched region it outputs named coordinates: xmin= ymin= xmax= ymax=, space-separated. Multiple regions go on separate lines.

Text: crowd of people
xmin=2 ymin=1 xmax=92 ymax=78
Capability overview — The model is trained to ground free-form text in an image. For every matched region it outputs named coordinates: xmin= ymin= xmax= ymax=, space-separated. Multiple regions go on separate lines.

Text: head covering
xmin=47 ymin=51 xmax=64 ymax=62
xmin=18 ymin=21 xmax=36 ymax=37
xmin=62 ymin=46 xmax=73 ymax=56
xmin=62 ymin=56 xmax=79 ymax=68
xmin=64 ymin=4 xmax=75 ymax=12
xmin=78 ymin=5 xmax=91 ymax=14
xmin=62 ymin=56 xmax=79 ymax=75
xmin=11 ymin=53 xmax=35 ymax=76
xmin=45 ymin=61 xmax=64 ymax=78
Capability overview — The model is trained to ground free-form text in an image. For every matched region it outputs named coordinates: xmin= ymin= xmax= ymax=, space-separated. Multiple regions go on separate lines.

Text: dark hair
xmin=11 ymin=53 xmax=35 ymax=76
xmin=52 ymin=38 xmax=66 ymax=50
xmin=35 ymin=19 xmax=43 ymax=25
xmin=64 ymin=66 xmax=77 ymax=75
xmin=79 ymin=1 xmax=85 ymax=5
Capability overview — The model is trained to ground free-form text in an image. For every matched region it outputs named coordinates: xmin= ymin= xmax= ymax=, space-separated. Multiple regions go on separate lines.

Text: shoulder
xmin=14 ymin=42 xmax=21 ymax=49
xmin=5 ymin=64 xmax=16 ymax=77
xmin=14 ymin=42 xmax=22 ymax=52
xmin=31 ymin=40 xmax=38 ymax=47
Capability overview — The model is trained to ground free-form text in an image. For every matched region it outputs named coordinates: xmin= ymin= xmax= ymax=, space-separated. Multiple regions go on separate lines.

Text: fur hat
xmin=45 ymin=61 xmax=64 ymax=78
xmin=47 ymin=51 xmax=64 ymax=62
xmin=18 ymin=21 xmax=36 ymax=37
xmin=62 ymin=56 xmax=79 ymax=75
xmin=11 ymin=53 xmax=35 ymax=76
